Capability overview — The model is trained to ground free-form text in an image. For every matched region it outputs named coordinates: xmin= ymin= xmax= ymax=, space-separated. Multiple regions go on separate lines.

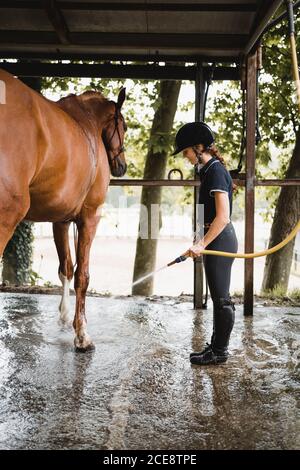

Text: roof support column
xmin=193 ymin=63 xmax=206 ymax=309
xmin=244 ymin=50 xmax=257 ymax=316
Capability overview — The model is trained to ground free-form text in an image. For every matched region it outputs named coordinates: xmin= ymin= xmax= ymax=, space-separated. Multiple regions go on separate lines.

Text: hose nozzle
xmin=167 ymin=254 xmax=188 ymax=267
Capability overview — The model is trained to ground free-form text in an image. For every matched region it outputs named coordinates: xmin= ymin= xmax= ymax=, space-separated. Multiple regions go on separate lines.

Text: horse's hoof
xmin=58 ymin=318 xmax=72 ymax=329
xmin=74 ymin=342 xmax=95 ymax=353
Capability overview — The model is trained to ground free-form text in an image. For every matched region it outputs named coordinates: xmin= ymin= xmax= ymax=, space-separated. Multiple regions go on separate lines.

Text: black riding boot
xmin=189 ymin=300 xmax=218 ymax=359
xmin=189 ymin=330 xmax=215 ymax=359
xmin=190 ymin=298 xmax=235 ymax=365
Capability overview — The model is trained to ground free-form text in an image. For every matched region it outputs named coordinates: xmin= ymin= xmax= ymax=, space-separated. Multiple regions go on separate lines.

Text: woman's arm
xmin=188 ymin=192 xmax=230 ymax=257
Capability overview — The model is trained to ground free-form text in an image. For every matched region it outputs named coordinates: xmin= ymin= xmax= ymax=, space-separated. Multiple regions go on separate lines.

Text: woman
xmin=172 ymin=121 xmax=238 ymax=365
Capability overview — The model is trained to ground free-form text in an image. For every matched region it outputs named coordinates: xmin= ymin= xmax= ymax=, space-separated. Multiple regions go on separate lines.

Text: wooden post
xmin=193 ymin=63 xmax=206 ymax=309
xmin=244 ymin=51 xmax=257 ymax=316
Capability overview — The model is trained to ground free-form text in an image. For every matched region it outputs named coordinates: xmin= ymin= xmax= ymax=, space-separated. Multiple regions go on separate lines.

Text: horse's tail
xmin=73 ymin=222 xmax=78 ymax=270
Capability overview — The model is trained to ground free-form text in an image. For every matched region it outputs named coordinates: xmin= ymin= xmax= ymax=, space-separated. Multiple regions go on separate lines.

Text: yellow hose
xmin=189 ymin=220 xmax=300 ymax=259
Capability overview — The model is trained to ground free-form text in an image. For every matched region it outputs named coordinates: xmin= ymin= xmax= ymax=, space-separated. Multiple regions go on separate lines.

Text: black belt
xmin=203 ymin=221 xmax=232 ymax=229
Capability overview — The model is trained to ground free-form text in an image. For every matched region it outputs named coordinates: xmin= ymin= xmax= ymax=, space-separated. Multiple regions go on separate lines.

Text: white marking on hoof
xmin=95 ymin=205 xmax=103 ymax=217
xmin=74 ymin=335 xmax=95 ymax=352
xmin=74 ymin=326 xmax=94 ymax=352
xmin=58 ymin=272 xmax=71 ymax=326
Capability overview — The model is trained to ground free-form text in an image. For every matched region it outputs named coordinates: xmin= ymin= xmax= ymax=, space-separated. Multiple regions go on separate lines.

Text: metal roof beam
xmin=243 ymin=0 xmax=283 ymax=55
xmin=0 ymin=31 xmax=248 ymax=49
xmin=0 ymin=2 xmax=258 ymax=12
xmin=0 ymin=51 xmax=241 ymax=63
xmin=0 ymin=62 xmax=240 ymax=81
xmin=73 ymin=32 xmax=247 ymax=49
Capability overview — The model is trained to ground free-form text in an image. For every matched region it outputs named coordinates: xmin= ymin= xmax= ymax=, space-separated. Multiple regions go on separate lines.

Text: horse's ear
xmin=117 ymin=87 xmax=126 ymax=109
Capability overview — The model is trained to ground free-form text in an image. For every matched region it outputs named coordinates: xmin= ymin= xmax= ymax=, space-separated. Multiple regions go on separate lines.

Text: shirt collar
xmin=199 ymin=156 xmax=218 ymax=181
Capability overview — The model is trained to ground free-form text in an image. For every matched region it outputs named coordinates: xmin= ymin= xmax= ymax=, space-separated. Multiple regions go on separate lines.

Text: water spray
xmin=132 ymin=220 xmax=300 ymax=287
xmin=132 ymin=265 xmax=169 ymax=287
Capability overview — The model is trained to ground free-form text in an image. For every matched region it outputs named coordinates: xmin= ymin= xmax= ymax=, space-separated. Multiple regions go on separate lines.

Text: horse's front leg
xmin=73 ymin=216 xmax=99 ymax=352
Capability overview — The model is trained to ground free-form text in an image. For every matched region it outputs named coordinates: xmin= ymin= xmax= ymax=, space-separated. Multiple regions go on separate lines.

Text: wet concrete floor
xmin=0 ymin=292 xmax=299 ymax=450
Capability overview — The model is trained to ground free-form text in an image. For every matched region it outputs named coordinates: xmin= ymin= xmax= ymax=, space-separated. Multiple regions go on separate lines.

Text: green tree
xmin=260 ymin=20 xmax=300 ymax=292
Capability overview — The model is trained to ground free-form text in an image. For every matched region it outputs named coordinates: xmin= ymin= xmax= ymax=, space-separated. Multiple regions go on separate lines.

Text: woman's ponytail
xmin=206 ymin=144 xmax=237 ymax=192
xmin=207 ymin=143 xmax=226 ymax=167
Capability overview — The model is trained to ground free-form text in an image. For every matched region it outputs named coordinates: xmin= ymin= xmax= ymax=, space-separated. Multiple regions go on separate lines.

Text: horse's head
xmin=102 ymin=88 xmax=127 ymax=177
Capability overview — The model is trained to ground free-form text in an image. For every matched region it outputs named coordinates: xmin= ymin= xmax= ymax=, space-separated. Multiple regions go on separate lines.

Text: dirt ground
xmin=0 ymin=292 xmax=299 ymax=450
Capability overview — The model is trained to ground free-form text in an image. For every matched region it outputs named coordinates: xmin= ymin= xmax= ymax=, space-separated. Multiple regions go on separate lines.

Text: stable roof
xmin=0 ymin=1 xmax=283 ymax=62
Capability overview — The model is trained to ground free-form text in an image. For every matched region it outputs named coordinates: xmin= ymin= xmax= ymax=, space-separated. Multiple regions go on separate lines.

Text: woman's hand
xmin=187 ymin=241 xmax=205 ymax=258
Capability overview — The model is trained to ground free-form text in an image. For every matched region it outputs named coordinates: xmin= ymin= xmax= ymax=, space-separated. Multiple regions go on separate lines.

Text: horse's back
xmin=0 ymin=68 xmax=67 ymax=179
xmin=0 ymin=69 xmax=41 ymax=205
xmin=0 ymin=69 xmax=98 ymax=222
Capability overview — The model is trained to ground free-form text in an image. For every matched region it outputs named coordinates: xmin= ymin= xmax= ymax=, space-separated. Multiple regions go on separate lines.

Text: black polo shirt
xmin=198 ymin=156 xmax=233 ymax=224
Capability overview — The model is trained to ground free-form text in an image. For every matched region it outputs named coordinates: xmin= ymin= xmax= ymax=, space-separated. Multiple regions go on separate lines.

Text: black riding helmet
xmin=172 ymin=121 xmax=215 ymax=155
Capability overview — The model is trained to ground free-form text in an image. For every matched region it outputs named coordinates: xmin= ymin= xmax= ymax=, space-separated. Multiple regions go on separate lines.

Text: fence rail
xmin=109 ymin=178 xmax=300 ymax=187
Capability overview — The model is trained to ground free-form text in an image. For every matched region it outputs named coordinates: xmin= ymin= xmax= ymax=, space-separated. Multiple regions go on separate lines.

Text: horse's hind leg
xmin=0 ymin=192 xmax=30 ymax=257
xmin=53 ymin=221 xmax=74 ymax=326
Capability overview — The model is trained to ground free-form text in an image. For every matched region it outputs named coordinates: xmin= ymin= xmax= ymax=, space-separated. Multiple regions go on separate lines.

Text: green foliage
xmin=148 ymin=132 xmax=174 ymax=154
xmin=260 ymin=19 xmax=299 ymax=145
xmin=29 ymin=270 xmax=43 ymax=286
xmin=2 ymin=221 xmax=34 ymax=285
xmin=43 ymin=280 xmax=54 ymax=288
xmin=206 ymin=17 xmax=300 ymax=219
xmin=261 ymin=285 xmax=300 ymax=302
xmin=233 ymin=287 xmax=300 ymax=304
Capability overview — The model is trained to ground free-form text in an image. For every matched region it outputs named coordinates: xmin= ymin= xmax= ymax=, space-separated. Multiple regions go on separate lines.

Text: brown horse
xmin=0 ymin=69 xmax=127 ymax=351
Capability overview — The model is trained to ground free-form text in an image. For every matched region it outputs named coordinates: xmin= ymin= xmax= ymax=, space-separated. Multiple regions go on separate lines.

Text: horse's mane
xmin=56 ymin=90 xmax=110 ymax=126
xmin=79 ymin=90 xmax=108 ymax=102
xmin=58 ymin=90 xmax=109 ymax=105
